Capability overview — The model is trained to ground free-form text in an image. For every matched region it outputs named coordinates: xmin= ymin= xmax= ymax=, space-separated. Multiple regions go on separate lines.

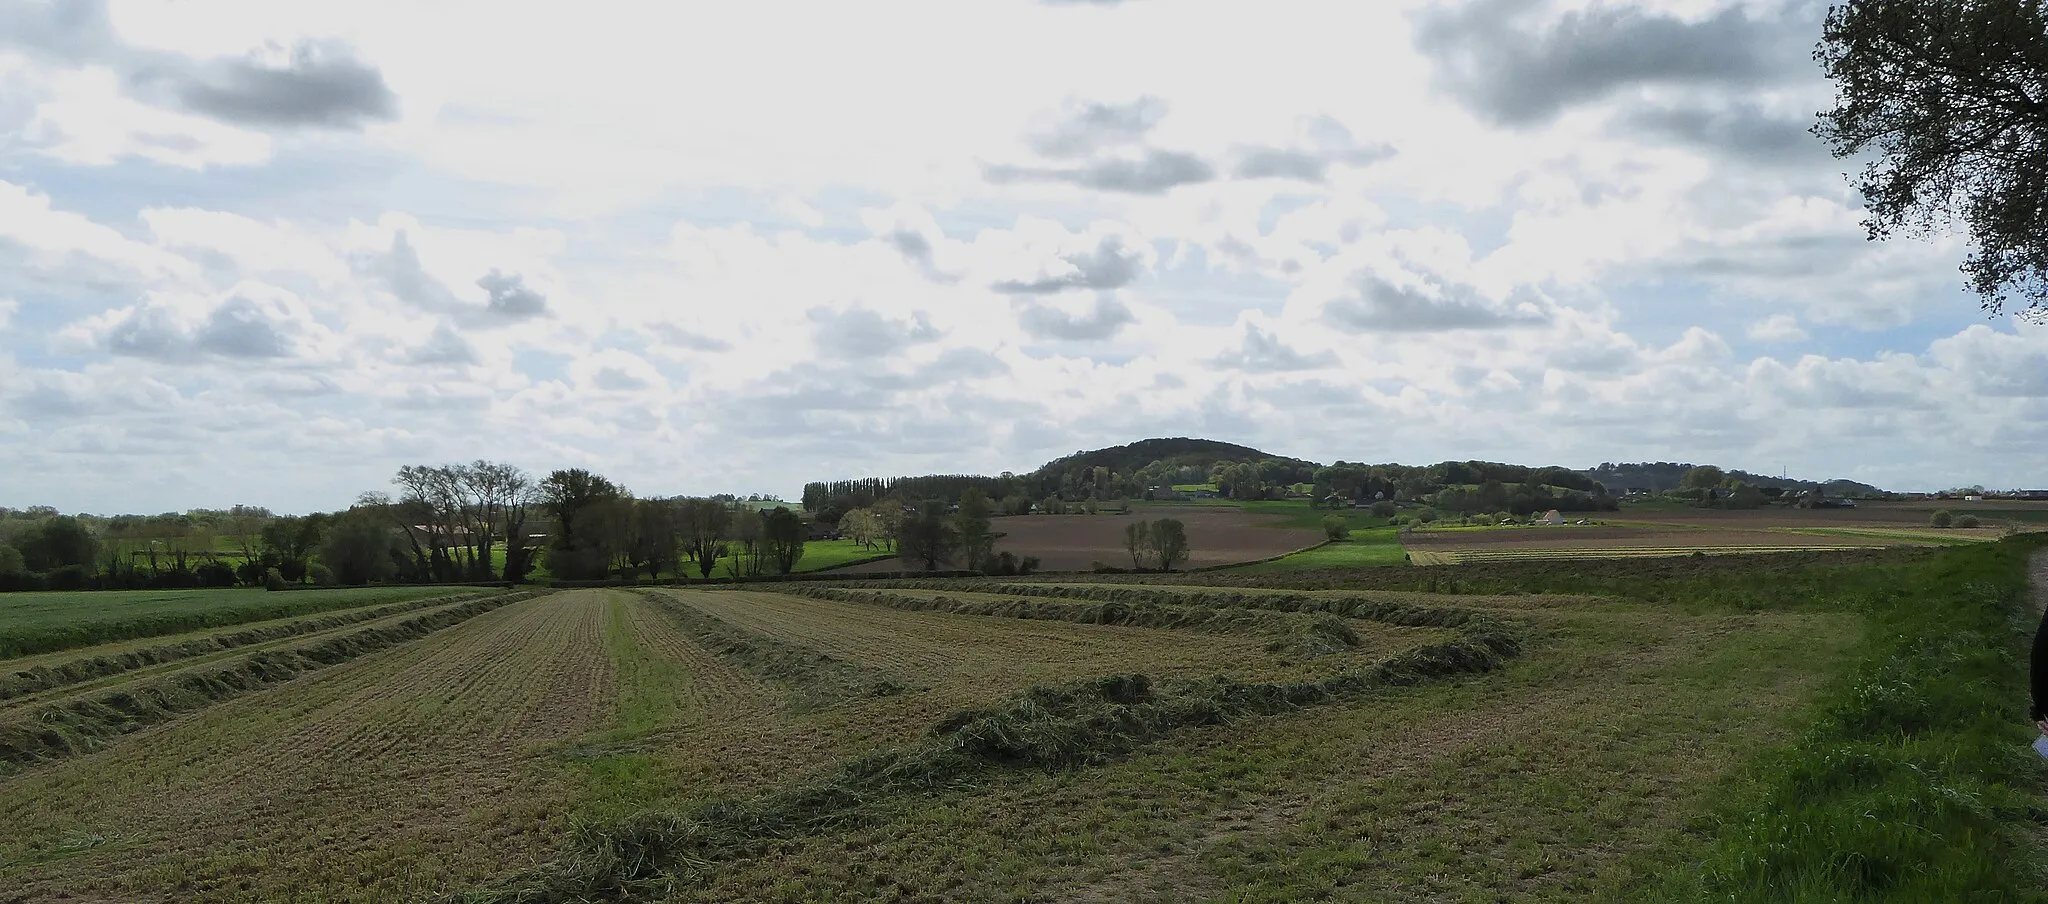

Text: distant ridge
xmin=1577 ymin=462 xmax=1887 ymax=497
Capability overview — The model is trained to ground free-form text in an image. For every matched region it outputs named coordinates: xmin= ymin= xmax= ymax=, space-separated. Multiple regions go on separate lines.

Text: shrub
xmin=1322 ymin=515 xmax=1351 ymax=541
xmin=263 ymin=568 xmax=288 ymax=591
xmin=307 ymin=563 xmax=337 ymax=586
xmin=1369 ymin=500 xmax=1396 ymax=518
xmin=1956 ymin=514 xmax=1980 ymax=528
xmin=45 ymin=564 xmax=90 ymax=591
xmin=0 ymin=543 xmax=22 ymax=577
xmin=195 ymin=561 xmax=238 ymax=588
xmin=1930 ymin=509 xmax=1954 ymax=528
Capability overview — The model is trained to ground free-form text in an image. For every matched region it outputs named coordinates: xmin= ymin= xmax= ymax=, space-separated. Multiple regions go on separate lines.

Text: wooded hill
xmin=801 ymin=438 xmax=1896 ymax=520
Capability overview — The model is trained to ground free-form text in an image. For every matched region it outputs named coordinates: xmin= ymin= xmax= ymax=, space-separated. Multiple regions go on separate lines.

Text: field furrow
xmin=0 ymin=590 xmax=617 ymax=904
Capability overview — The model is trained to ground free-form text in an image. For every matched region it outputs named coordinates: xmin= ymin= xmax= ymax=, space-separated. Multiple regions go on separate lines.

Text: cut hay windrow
xmin=844 ymin=580 xmax=1501 ymax=632
xmin=456 ymin=594 xmax=1524 ymax=904
xmin=0 ymin=591 xmax=496 ymax=704
xmin=631 ymin=591 xmax=910 ymax=709
xmin=782 ymin=585 xmax=1362 ymax=656
xmin=0 ymin=590 xmax=545 ymax=773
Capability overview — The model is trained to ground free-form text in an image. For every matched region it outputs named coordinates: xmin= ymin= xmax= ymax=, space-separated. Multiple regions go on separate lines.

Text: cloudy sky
xmin=2 ymin=0 xmax=2043 ymax=514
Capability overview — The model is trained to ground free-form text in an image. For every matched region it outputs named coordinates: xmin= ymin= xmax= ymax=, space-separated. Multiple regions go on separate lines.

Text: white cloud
xmin=1748 ymin=313 xmax=1807 ymax=343
xmin=0 ymin=298 xmax=15 ymax=330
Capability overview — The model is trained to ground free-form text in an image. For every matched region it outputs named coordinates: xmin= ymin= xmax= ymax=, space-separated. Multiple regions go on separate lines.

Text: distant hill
xmin=801 ymin=441 xmax=1892 ymax=516
xmin=1031 ymin=437 xmax=1314 ymax=481
xmin=1578 ymin=462 xmax=1887 ymax=497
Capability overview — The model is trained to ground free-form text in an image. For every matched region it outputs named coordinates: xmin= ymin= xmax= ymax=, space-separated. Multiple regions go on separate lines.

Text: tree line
xmin=0 ymin=465 xmax=1047 ymax=592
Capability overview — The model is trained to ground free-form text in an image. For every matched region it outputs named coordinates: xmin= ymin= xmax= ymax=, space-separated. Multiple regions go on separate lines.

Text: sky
xmin=1 ymin=0 xmax=2044 ymax=515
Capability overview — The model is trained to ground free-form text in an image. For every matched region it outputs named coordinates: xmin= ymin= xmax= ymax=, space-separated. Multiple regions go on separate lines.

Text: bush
xmin=263 ymin=568 xmax=287 ymax=591
xmin=307 ymin=563 xmax=337 ymax=586
xmin=1955 ymin=514 xmax=1980 ymax=529
xmin=0 ymin=543 xmax=22 ymax=577
xmin=1930 ymin=509 xmax=1954 ymax=528
xmin=1369 ymin=501 xmax=1396 ymax=519
xmin=195 ymin=561 xmax=238 ymax=588
xmin=1322 ymin=515 xmax=1351 ymax=541
xmin=46 ymin=564 xmax=90 ymax=591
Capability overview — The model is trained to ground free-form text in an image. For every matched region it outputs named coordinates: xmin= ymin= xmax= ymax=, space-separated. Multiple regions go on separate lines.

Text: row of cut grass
xmin=0 ymin=589 xmax=544 ymax=773
xmin=631 ymin=590 xmax=909 ymax=709
xmin=786 ymin=585 xmax=1363 ymax=656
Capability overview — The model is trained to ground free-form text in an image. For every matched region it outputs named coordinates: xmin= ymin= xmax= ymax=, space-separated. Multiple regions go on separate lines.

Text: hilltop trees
xmin=1814 ymin=0 xmax=2048 ymax=320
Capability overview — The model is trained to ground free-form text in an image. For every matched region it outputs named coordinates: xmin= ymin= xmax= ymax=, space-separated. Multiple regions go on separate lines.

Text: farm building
xmin=1538 ymin=510 xmax=1564 ymax=525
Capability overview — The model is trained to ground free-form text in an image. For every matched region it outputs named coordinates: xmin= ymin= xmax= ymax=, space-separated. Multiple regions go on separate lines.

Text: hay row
xmin=630 ymin=591 xmax=910 ymax=709
xmin=0 ymin=590 xmax=545 ymax=773
xmin=783 ymin=585 xmax=1361 ymax=656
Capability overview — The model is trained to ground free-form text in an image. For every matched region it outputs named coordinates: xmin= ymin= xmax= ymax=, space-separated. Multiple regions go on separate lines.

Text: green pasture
xmin=0 ymin=586 xmax=458 ymax=659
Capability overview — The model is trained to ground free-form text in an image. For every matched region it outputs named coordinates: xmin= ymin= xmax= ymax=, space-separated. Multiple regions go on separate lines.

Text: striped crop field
xmin=0 ymin=539 xmax=2037 ymax=903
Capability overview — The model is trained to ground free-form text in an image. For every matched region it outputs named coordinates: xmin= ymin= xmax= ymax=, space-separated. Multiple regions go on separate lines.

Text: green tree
xmin=0 ymin=542 xmax=23 ymax=577
xmin=1681 ymin=466 xmax=1727 ymax=490
xmin=1322 ymin=515 xmax=1351 ymax=540
xmin=260 ymin=515 xmax=324 ymax=582
xmin=1369 ymin=500 xmax=1397 ymax=519
xmin=1814 ymin=0 xmax=2048 ymax=320
xmin=762 ymin=507 xmax=808 ymax=575
xmin=539 ymin=469 xmax=625 ymax=580
xmin=898 ymin=500 xmax=960 ymax=572
xmin=317 ymin=515 xmax=396 ymax=586
xmin=724 ymin=507 xmax=766 ymax=579
xmin=1124 ymin=520 xmax=1153 ymax=569
xmin=955 ymin=489 xmax=995 ymax=571
xmin=841 ymin=507 xmax=883 ymax=551
xmin=17 ymin=516 xmax=98 ymax=574
xmin=1931 ymin=509 xmax=1956 ymax=528
xmin=1957 ymin=513 xmax=1982 ymax=528
xmin=677 ymin=498 xmax=732 ymax=580
xmin=1148 ymin=518 xmax=1190 ymax=571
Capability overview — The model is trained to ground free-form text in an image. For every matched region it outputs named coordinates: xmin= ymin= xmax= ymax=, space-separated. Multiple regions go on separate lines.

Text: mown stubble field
xmin=0 ymin=561 xmax=1912 ymax=904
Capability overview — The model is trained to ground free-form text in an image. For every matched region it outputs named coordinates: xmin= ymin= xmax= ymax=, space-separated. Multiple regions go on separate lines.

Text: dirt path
xmin=0 ymin=591 xmax=617 ymax=904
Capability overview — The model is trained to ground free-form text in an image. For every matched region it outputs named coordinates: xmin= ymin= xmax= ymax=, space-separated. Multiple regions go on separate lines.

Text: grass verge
xmin=1651 ymin=536 xmax=2048 ymax=902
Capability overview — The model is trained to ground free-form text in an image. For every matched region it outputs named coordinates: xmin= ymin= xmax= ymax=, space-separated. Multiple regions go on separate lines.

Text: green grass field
xmin=0 ymin=586 xmax=459 ymax=658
